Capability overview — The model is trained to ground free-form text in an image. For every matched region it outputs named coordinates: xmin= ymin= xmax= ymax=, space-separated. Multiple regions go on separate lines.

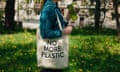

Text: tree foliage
xmin=67 ymin=3 xmax=78 ymax=21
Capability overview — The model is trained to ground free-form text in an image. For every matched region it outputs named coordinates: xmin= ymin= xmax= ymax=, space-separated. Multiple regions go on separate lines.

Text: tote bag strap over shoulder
xmin=45 ymin=5 xmax=63 ymax=31
xmin=55 ymin=10 xmax=63 ymax=31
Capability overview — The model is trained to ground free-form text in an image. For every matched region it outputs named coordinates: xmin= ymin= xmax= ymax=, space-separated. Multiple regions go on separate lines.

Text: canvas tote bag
xmin=37 ymin=11 xmax=69 ymax=69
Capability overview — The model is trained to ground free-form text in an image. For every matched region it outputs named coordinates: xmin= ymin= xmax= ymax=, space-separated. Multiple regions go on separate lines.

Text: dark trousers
xmin=40 ymin=68 xmax=64 ymax=72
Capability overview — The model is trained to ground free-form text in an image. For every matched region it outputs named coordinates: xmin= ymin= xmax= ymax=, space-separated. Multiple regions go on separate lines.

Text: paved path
xmin=22 ymin=19 xmax=39 ymax=29
xmin=22 ymin=18 xmax=117 ymax=30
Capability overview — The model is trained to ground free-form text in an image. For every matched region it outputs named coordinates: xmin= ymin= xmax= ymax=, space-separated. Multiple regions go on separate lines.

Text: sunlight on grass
xmin=67 ymin=28 xmax=120 ymax=72
xmin=0 ymin=31 xmax=37 ymax=72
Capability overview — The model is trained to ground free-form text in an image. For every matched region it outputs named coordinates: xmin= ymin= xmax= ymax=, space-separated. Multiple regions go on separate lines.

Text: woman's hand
xmin=63 ymin=25 xmax=73 ymax=35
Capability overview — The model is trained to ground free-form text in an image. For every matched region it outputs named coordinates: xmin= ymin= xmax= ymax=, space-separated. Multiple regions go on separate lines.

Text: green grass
xmin=0 ymin=28 xmax=120 ymax=72
xmin=0 ymin=30 xmax=37 ymax=72
xmin=67 ymin=28 xmax=120 ymax=72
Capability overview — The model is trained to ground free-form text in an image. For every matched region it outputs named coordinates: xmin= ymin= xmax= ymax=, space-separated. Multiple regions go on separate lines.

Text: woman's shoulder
xmin=40 ymin=5 xmax=56 ymax=19
xmin=41 ymin=5 xmax=56 ymax=17
xmin=43 ymin=5 xmax=55 ymax=12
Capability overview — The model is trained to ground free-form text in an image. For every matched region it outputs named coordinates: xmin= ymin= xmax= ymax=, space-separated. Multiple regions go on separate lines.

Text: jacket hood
xmin=46 ymin=0 xmax=52 ymax=1
xmin=44 ymin=0 xmax=57 ymax=7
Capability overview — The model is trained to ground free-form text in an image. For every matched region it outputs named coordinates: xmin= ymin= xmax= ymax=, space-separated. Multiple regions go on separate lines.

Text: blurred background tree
xmin=5 ymin=0 xmax=16 ymax=30
xmin=112 ymin=0 xmax=120 ymax=39
xmin=94 ymin=0 xmax=101 ymax=31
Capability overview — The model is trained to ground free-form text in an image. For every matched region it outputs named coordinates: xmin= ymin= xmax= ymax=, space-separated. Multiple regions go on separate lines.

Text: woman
xmin=40 ymin=0 xmax=73 ymax=38
xmin=39 ymin=0 xmax=73 ymax=72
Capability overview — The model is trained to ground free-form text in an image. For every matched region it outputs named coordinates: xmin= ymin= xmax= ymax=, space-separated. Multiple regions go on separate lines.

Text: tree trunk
xmin=112 ymin=0 xmax=120 ymax=39
xmin=94 ymin=0 xmax=101 ymax=31
xmin=5 ymin=0 xmax=15 ymax=30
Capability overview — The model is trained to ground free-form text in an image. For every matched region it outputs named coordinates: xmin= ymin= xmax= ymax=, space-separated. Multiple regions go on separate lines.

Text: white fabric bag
xmin=37 ymin=12 xmax=69 ymax=69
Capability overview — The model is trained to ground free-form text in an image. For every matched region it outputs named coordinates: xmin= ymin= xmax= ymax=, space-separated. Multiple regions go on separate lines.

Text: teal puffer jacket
xmin=40 ymin=0 xmax=68 ymax=39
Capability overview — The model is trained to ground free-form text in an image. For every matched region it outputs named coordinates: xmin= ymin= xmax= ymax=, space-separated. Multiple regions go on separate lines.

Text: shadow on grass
xmin=0 ymin=41 xmax=40 ymax=72
xmin=71 ymin=27 xmax=117 ymax=36
xmin=0 ymin=21 xmax=36 ymax=35
xmin=0 ymin=27 xmax=36 ymax=35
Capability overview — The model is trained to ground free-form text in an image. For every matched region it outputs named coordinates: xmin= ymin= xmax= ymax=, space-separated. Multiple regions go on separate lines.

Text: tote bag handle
xmin=55 ymin=10 xmax=63 ymax=31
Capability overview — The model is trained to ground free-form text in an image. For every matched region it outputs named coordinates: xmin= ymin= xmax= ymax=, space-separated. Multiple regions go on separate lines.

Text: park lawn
xmin=0 ymin=28 xmax=120 ymax=72
xmin=0 ymin=30 xmax=37 ymax=72
xmin=68 ymin=28 xmax=120 ymax=72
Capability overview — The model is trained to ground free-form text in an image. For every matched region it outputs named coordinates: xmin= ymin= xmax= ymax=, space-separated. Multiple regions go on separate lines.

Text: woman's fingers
xmin=63 ymin=26 xmax=73 ymax=35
